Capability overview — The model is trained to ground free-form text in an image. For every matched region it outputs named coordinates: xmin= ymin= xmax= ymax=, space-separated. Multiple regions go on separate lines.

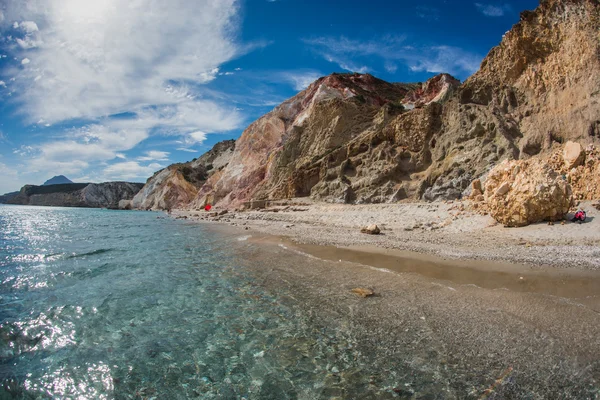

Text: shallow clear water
xmin=0 ymin=205 xmax=405 ymax=399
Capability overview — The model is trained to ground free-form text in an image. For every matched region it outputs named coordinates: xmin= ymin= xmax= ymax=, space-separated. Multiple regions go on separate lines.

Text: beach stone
xmin=484 ymin=159 xmax=572 ymax=227
xmin=351 ymin=288 xmax=374 ymax=298
xmin=563 ymin=141 xmax=585 ymax=169
xmin=360 ymin=224 xmax=380 ymax=234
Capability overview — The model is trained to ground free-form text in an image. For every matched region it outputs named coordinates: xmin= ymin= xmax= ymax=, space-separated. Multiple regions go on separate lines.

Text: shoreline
xmin=201 ymin=220 xmax=600 ymax=310
xmin=172 ymin=199 xmax=600 ymax=272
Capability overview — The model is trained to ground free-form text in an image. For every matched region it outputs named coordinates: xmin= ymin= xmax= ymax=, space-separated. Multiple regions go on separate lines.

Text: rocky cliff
xmin=191 ymin=73 xmax=459 ymax=208
xmin=186 ymin=0 xmax=599 ymax=208
xmin=425 ymin=0 xmax=600 ymax=200
xmin=131 ymin=140 xmax=235 ymax=210
xmin=2 ymin=182 xmax=143 ymax=208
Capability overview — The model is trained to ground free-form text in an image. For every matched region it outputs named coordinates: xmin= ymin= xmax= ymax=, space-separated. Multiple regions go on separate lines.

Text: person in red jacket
xmin=571 ymin=210 xmax=586 ymax=223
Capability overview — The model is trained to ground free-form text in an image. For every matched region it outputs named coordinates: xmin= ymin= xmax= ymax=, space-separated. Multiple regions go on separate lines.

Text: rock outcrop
xmin=132 ymin=140 xmax=235 ymax=210
xmin=185 ymin=0 xmax=599 ymax=208
xmin=484 ymin=159 xmax=572 ymax=227
xmin=2 ymin=182 xmax=143 ymax=208
xmin=80 ymin=182 xmax=144 ymax=209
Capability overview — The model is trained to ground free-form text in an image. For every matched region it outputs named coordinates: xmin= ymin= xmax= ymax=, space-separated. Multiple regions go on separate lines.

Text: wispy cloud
xmin=303 ymin=35 xmax=482 ymax=78
xmin=278 ymin=70 xmax=323 ymax=91
xmin=137 ymin=150 xmax=170 ymax=162
xmin=103 ymin=161 xmax=164 ymax=181
xmin=474 ymin=3 xmax=512 ymax=17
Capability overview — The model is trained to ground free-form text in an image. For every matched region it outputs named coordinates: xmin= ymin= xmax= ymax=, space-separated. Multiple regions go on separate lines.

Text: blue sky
xmin=0 ymin=0 xmax=538 ymax=193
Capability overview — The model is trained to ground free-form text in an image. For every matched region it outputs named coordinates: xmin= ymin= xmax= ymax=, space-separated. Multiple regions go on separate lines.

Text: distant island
xmin=43 ymin=175 xmax=74 ymax=186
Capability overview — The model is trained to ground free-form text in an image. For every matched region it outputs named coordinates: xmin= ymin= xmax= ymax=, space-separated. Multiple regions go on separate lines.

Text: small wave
xmin=237 ymin=235 xmax=252 ymax=241
xmin=65 ymin=248 xmax=114 ymax=259
xmin=367 ymin=266 xmax=394 ymax=274
xmin=72 ymin=262 xmax=119 ymax=279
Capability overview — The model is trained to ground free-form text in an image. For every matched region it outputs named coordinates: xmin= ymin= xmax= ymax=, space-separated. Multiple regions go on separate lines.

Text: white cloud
xmin=29 ymin=159 xmax=89 ymax=176
xmin=2 ymin=0 xmax=247 ymax=126
xmin=103 ymin=161 xmax=163 ymax=180
xmin=176 ymin=147 xmax=199 ymax=153
xmin=0 ymin=0 xmax=261 ymax=184
xmin=0 ymin=81 xmax=6 ymax=87
xmin=18 ymin=21 xmax=38 ymax=33
xmin=1 ymin=0 xmax=250 ymax=139
xmin=408 ymin=46 xmax=482 ymax=76
xmin=23 ymin=123 xmax=148 ymax=176
xmin=474 ymin=3 xmax=511 ymax=17
xmin=13 ymin=145 xmax=35 ymax=156
xmin=137 ymin=150 xmax=170 ymax=162
xmin=280 ymin=70 xmax=322 ymax=91
xmin=304 ymin=35 xmax=482 ymax=78
xmin=384 ymin=62 xmax=398 ymax=74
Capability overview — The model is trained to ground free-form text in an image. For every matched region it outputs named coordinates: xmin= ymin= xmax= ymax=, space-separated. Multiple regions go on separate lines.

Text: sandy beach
xmin=175 ymin=199 xmax=600 ymax=271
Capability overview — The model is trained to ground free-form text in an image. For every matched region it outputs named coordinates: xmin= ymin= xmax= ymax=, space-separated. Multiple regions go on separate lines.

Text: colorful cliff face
xmin=150 ymin=0 xmax=599 ymax=210
xmin=190 ymin=73 xmax=457 ymax=208
xmin=131 ymin=140 xmax=235 ymax=210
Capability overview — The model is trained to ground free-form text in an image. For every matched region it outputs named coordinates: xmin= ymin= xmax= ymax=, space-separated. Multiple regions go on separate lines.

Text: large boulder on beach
xmin=484 ymin=159 xmax=572 ymax=227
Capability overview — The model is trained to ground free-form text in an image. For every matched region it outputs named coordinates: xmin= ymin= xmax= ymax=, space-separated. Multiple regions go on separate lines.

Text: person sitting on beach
xmin=571 ymin=210 xmax=586 ymax=223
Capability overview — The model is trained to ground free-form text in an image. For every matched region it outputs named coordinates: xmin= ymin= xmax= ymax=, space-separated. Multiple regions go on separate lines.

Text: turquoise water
xmin=0 ymin=205 xmax=409 ymax=399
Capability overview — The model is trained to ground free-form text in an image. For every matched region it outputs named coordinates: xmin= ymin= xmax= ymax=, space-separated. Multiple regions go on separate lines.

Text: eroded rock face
xmin=192 ymin=73 xmax=455 ymax=208
xmin=133 ymin=140 xmax=235 ymax=210
xmin=484 ymin=159 xmax=572 ymax=227
xmin=82 ymin=182 xmax=145 ymax=209
xmin=419 ymin=0 xmax=600 ymax=199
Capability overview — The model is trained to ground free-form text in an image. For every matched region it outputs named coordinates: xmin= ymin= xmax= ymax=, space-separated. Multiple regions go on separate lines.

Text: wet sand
xmin=293 ymin=243 xmax=600 ymax=307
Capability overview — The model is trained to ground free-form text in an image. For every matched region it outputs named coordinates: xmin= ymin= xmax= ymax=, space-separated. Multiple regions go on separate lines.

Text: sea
xmin=2 ymin=205 xmax=598 ymax=399
xmin=0 ymin=205 xmax=410 ymax=399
